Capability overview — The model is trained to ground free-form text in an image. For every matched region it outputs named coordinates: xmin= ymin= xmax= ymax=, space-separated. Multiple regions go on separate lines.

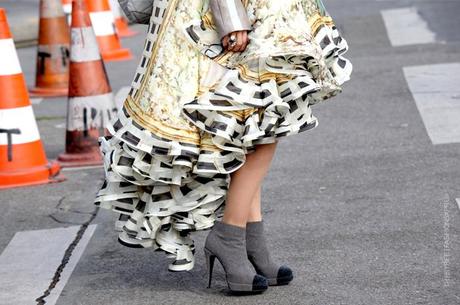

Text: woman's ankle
xmin=221 ymin=218 xmax=247 ymax=229
xmin=247 ymin=217 xmax=263 ymax=223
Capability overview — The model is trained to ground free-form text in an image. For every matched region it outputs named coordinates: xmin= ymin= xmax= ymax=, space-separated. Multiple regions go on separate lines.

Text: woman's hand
xmin=221 ymin=30 xmax=249 ymax=52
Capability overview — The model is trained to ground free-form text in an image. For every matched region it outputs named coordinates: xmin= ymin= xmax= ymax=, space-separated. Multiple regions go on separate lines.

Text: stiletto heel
xmin=204 ymin=247 xmax=216 ymax=288
xmin=203 ymin=221 xmax=268 ymax=293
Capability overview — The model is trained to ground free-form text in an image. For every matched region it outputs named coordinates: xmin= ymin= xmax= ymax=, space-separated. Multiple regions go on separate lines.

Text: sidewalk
xmin=1 ymin=0 xmax=39 ymax=47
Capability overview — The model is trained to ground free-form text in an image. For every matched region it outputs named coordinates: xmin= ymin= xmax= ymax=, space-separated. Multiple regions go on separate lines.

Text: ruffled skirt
xmin=94 ymin=0 xmax=352 ymax=271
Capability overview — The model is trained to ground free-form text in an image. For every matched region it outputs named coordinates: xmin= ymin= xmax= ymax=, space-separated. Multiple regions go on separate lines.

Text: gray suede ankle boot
xmin=246 ymin=220 xmax=294 ymax=286
xmin=204 ymin=220 xmax=268 ymax=293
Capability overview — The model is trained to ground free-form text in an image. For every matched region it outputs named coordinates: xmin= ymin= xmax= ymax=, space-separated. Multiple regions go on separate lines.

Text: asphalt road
xmin=2 ymin=0 xmax=40 ymax=46
xmin=1 ymin=0 xmax=459 ymax=304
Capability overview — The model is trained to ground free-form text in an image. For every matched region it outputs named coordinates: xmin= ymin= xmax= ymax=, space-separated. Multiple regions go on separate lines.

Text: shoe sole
xmin=204 ymin=247 xmax=268 ymax=293
xmin=267 ymin=275 xmax=294 ymax=286
xmin=227 ymin=279 xmax=268 ymax=292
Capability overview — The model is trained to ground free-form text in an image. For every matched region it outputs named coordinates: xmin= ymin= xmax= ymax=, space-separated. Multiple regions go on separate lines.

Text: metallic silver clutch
xmin=118 ymin=0 xmax=154 ymax=24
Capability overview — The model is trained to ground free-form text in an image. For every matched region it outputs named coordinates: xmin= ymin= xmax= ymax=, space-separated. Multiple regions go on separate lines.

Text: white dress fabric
xmin=94 ymin=0 xmax=352 ymax=271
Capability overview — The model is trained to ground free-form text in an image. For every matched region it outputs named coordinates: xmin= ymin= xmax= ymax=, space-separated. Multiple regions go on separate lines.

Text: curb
xmin=2 ymin=1 xmax=40 ymax=48
xmin=10 ymin=15 xmax=39 ymax=48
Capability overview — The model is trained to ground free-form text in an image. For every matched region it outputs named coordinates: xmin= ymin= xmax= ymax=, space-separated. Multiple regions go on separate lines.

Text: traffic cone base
xmin=0 ymin=158 xmax=63 ymax=190
xmin=100 ymin=46 xmax=132 ymax=61
xmin=57 ymin=129 xmax=104 ymax=167
xmin=57 ymin=153 xmax=103 ymax=167
xmin=94 ymin=29 xmax=132 ymax=61
xmin=57 ymin=156 xmax=102 ymax=167
xmin=109 ymin=0 xmax=138 ymax=37
xmin=30 ymin=42 xmax=69 ymax=97
xmin=114 ymin=18 xmax=138 ymax=37
xmin=30 ymin=87 xmax=68 ymax=97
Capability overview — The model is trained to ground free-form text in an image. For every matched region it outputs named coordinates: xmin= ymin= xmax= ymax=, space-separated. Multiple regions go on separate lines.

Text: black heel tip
xmin=276 ymin=265 xmax=294 ymax=285
xmin=252 ymin=274 xmax=269 ymax=291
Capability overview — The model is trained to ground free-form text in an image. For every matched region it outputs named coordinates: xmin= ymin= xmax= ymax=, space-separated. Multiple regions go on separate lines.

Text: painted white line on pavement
xmin=0 ymin=225 xmax=97 ymax=305
xmin=115 ymin=86 xmax=130 ymax=111
xmin=456 ymin=198 xmax=460 ymax=210
xmin=54 ymin=122 xmax=66 ymax=129
xmin=61 ymin=165 xmax=103 ymax=171
xmin=31 ymin=98 xmax=43 ymax=105
xmin=403 ymin=63 xmax=460 ymax=145
xmin=381 ymin=7 xmax=436 ymax=46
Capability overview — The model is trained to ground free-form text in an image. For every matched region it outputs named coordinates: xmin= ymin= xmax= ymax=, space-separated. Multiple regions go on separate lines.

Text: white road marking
xmin=30 ymin=98 xmax=43 ymax=105
xmin=61 ymin=165 xmax=103 ymax=171
xmin=403 ymin=63 xmax=460 ymax=145
xmin=456 ymin=198 xmax=460 ymax=211
xmin=0 ymin=225 xmax=97 ymax=305
xmin=381 ymin=7 xmax=436 ymax=46
xmin=54 ymin=122 xmax=66 ymax=129
xmin=115 ymin=86 xmax=130 ymax=111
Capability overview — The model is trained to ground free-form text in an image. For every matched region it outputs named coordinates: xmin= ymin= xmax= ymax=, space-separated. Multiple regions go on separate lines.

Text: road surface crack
xmin=35 ymin=205 xmax=100 ymax=304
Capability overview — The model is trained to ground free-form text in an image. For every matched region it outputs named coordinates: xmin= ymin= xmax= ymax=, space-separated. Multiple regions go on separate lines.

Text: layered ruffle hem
xmin=94 ymin=0 xmax=352 ymax=272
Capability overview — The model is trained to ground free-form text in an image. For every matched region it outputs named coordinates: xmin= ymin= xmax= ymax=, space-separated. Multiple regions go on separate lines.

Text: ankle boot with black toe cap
xmin=246 ymin=220 xmax=294 ymax=286
xmin=204 ymin=220 xmax=268 ymax=293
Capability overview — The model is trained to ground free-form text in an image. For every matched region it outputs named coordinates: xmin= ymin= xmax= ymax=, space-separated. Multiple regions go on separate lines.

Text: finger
xmin=234 ymin=31 xmax=244 ymax=52
xmin=238 ymin=31 xmax=247 ymax=52
xmin=241 ymin=31 xmax=249 ymax=51
xmin=237 ymin=31 xmax=249 ymax=52
xmin=222 ymin=35 xmax=228 ymax=49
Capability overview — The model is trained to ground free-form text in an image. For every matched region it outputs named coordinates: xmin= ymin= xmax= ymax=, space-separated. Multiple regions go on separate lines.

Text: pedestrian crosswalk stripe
xmin=0 ymin=225 xmax=97 ymax=305
xmin=403 ymin=63 xmax=460 ymax=145
xmin=381 ymin=7 xmax=436 ymax=46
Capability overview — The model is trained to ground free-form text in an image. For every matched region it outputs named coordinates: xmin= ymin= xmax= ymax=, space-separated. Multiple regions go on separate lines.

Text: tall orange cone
xmin=109 ymin=0 xmax=138 ymax=37
xmin=85 ymin=0 xmax=132 ymax=61
xmin=57 ymin=0 xmax=117 ymax=167
xmin=30 ymin=0 xmax=71 ymax=97
xmin=0 ymin=9 xmax=64 ymax=189
xmin=62 ymin=0 xmax=72 ymax=24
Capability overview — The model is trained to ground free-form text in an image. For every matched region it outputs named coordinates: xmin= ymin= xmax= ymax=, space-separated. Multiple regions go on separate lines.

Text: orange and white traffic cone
xmin=109 ymin=0 xmax=138 ymax=37
xmin=30 ymin=0 xmax=70 ymax=97
xmin=57 ymin=0 xmax=117 ymax=167
xmin=0 ymin=9 xmax=64 ymax=189
xmin=61 ymin=0 xmax=72 ymax=24
xmin=85 ymin=0 xmax=132 ymax=61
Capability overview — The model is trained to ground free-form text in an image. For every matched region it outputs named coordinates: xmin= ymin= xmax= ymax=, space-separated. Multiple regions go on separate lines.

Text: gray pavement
xmin=1 ymin=0 xmax=40 ymax=47
xmin=1 ymin=0 xmax=460 ymax=304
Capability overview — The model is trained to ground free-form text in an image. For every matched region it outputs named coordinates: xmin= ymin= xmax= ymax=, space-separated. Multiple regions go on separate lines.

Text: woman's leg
xmin=247 ymin=185 xmax=262 ymax=222
xmin=222 ymin=141 xmax=278 ymax=228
